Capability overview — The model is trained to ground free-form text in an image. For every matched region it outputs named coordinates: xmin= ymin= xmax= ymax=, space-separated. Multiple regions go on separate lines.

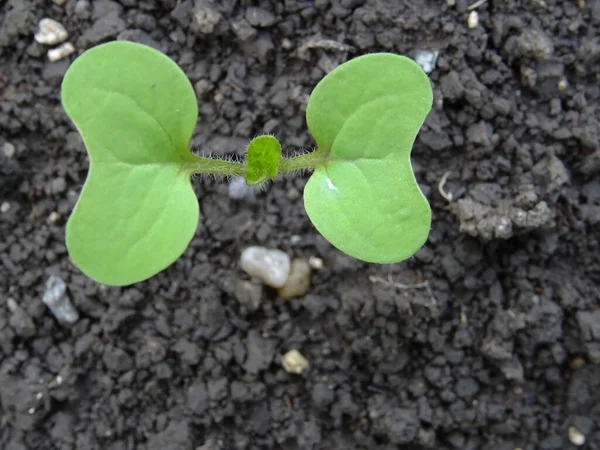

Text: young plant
xmin=61 ymin=41 xmax=432 ymax=286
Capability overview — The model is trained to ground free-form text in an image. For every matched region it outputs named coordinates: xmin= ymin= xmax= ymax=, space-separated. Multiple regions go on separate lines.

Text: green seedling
xmin=62 ymin=41 xmax=433 ymax=286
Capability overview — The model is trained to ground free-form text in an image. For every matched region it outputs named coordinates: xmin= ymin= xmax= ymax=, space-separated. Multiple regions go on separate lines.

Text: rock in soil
xmin=240 ymin=246 xmax=291 ymax=288
xmin=277 ymin=258 xmax=311 ymax=299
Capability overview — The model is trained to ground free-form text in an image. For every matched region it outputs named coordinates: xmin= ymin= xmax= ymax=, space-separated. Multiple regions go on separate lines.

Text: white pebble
xmin=308 ymin=256 xmax=324 ymax=270
xmin=42 ymin=275 xmax=79 ymax=325
xmin=34 ymin=18 xmax=69 ymax=45
xmin=2 ymin=142 xmax=15 ymax=158
xmin=414 ymin=49 xmax=439 ymax=74
xmin=281 ymin=349 xmax=309 ymax=374
xmin=48 ymin=211 xmax=61 ymax=223
xmin=558 ymin=78 xmax=569 ymax=91
xmin=48 ymin=42 xmax=75 ymax=62
xmin=7 ymin=298 xmax=18 ymax=313
xmin=228 ymin=176 xmax=254 ymax=200
xmin=240 ymin=246 xmax=291 ymax=288
xmin=569 ymin=426 xmax=585 ymax=446
xmin=281 ymin=38 xmax=292 ymax=50
xmin=0 ymin=202 xmax=11 ymax=213
xmin=468 ymin=11 xmax=479 ymax=29
xmin=277 ymin=258 xmax=311 ymax=300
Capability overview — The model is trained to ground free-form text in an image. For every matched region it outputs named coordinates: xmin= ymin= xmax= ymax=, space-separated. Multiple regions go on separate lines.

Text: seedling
xmin=62 ymin=41 xmax=433 ymax=286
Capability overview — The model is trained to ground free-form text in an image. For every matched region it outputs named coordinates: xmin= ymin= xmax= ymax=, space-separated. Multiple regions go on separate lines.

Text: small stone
xmin=308 ymin=256 xmax=324 ymax=270
xmin=281 ymin=38 xmax=292 ymax=49
xmin=241 ymin=34 xmax=275 ymax=63
xmin=568 ymin=426 xmax=585 ymax=446
xmin=558 ymin=78 xmax=568 ymax=91
xmin=50 ymin=177 xmax=67 ymax=194
xmin=234 ymin=279 xmax=263 ymax=312
xmin=0 ymin=6 xmax=34 ymax=48
xmin=455 ymin=377 xmax=479 ymax=400
xmin=74 ymin=0 xmax=91 ymax=19
xmin=42 ymin=275 xmax=79 ymax=325
xmin=186 ymin=381 xmax=208 ymax=414
xmin=35 ymin=18 xmax=69 ymax=45
xmin=467 ymin=11 xmax=479 ymax=29
xmin=240 ymin=246 xmax=291 ymax=288
xmin=103 ymin=346 xmax=133 ymax=373
xmin=1 ymin=201 xmax=10 ymax=213
xmin=277 ymin=258 xmax=311 ymax=299
xmin=379 ymin=408 xmax=419 ymax=445
xmin=53 ymin=0 xmax=68 ymax=4
xmin=440 ymin=71 xmax=464 ymax=101
xmin=193 ymin=78 xmax=213 ymax=99
xmin=517 ymin=29 xmax=554 ymax=61
xmin=414 ymin=49 xmax=438 ymax=74
xmin=42 ymin=59 xmax=70 ymax=85
xmin=48 ymin=211 xmax=61 ymax=224
xmin=286 ymin=186 xmax=300 ymax=200
xmin=576 ymin=310 xmax=600 ymax=341
xmin=48 ymin=42 xmax=75 ymax=62
xmin=9 ymin=305 xmax=36 ymax=338
xmin=6 ymin=298 xmax=18 ymax=312
xmin=281 ymin=349 xmax=309 ymax=374
xmin=79 ymin=9 xmax=126 ymax=46
xmin=193 ymin=0 xmax=222 ymax=35
xmin=245 ymin=7 xmax=276 ymax=27
xmin=231 ymin=18 xmax=256 ymax=42
xmin=500 ymin=356 xmax=524 ymax=383
xmin=244 ymin=330 xmax=275 ymax=374
xmin=547 ymin=155 xmax=570 ymax=191
xmin=570 ymin=357 xmax=585 ymax=370
xmin=495 ymin=217 xmax=513 ymax=239
xmin=173 ymin=339 xmax=201 ymax=366
xmin=228 ymin=176 xmax=254 ymax=200
xmin=466 ymin=121 xmax=491 ymax=146
xmin=2 ymin=142 xmax=15 ymax=158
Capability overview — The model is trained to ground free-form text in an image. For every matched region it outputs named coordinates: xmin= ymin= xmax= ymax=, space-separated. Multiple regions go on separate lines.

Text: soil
xmin=1 ymin=0 xmax=600 ymax=449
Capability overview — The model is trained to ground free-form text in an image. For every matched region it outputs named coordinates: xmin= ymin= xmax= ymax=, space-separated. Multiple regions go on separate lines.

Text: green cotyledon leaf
xmin=303 ymin=53 xmax=433 ymax=263
xmin=62 ymin=41 xmax=199 ymax=286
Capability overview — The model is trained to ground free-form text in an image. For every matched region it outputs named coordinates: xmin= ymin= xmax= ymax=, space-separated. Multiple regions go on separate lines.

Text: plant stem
xmin=189 ymin=147 xmax=329 ymax=178
xmin=190 ymin=156 xmax=246 ymax=177
xmin=278 ymin=147 xmax=329 ymax=173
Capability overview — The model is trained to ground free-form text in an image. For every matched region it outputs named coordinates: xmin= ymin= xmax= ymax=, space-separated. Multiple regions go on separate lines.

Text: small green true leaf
xmin=62 ymin=41 xmax=199 ymax=286
xmin=303 ymin=53 xmax=433 ymax=263
xmin=245 ymin=135 xmax=282 ymax=185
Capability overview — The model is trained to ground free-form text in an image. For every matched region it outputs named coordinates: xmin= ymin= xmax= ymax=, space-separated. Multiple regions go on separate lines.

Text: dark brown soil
xmin=1 ymin=0 xmax=600 ymax=449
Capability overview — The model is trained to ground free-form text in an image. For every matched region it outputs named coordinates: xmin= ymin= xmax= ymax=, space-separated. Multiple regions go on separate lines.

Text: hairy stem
xmin=189 ymin=147 xmax=329 ymax=179
xmin=190 ymin=156 xmax=246 ymax=177
xmin=278 ymin=147 xmax=329 ymax=173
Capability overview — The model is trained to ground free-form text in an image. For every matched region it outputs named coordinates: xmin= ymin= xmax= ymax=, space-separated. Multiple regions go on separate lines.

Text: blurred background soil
xmin=1 ymin=0 xmax=599 ymax=449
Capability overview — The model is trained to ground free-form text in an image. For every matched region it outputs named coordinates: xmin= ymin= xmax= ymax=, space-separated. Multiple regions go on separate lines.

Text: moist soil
xmin=1 ymin=0 xmax=600 ymax=449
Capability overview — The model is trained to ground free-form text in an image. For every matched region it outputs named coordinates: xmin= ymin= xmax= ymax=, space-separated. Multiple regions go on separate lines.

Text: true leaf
xmin=245 ymin=135 xmax=281 ymax=185
xmin=62 ymin=41 xmax=199 ymax=286
xmin=303 ymin=53 xmax=433 ymax=263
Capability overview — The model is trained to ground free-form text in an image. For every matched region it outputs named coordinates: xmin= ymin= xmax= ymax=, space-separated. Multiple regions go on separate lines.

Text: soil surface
xmin=1 ymin=0 xmax=600 ymax=449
